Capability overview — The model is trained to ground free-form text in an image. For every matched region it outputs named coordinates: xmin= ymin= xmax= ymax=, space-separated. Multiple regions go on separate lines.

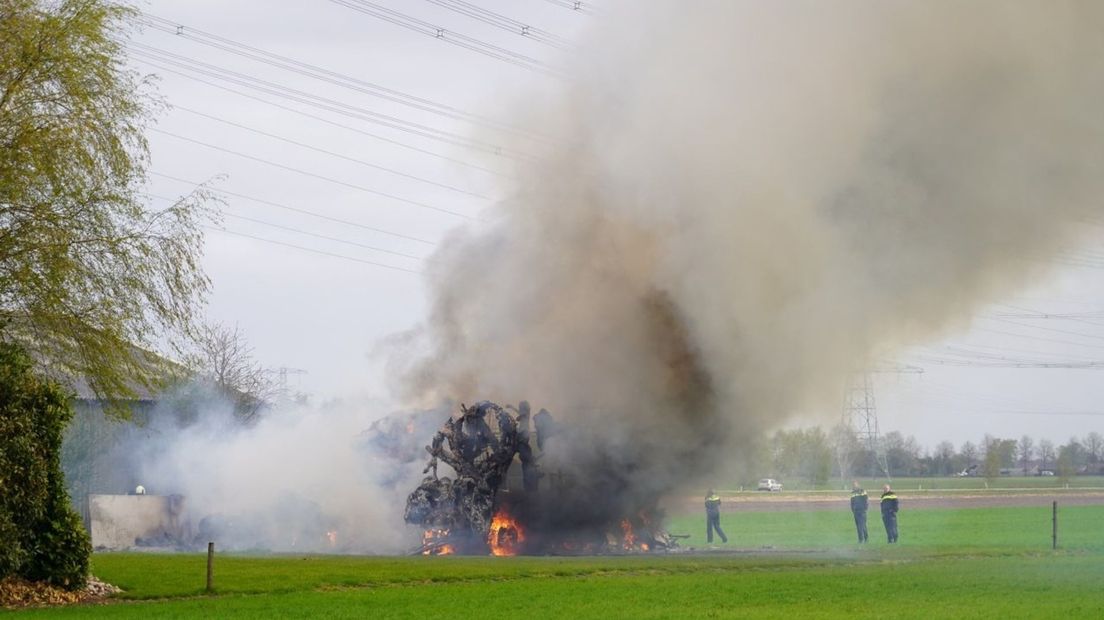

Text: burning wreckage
xmin=404 ymin=400 xmax=686 ymax=555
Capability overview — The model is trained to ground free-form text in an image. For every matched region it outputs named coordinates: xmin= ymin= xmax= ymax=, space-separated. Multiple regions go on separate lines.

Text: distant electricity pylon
xmin=276 ymin=367 xmax=308 ymax=402
xmin=837 ymin=364 xmax=923 ymax=482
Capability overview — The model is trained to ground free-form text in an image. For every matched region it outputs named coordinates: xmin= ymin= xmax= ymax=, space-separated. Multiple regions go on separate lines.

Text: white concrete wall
xmin=88 ymin=494 xmax=186 ymax=549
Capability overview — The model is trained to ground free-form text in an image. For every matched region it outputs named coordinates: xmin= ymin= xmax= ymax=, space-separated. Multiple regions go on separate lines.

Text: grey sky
xmin=136 ymin=0 xmax=1104 ymax=449
xmin=137 ymin=0 xmax=580 ymax=393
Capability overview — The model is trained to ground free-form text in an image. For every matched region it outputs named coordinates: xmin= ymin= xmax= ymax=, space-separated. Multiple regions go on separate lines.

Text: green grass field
xmin=14 ymin=506 xmax=1104 ymax=618
xmin=667 ymin=505 xmax=1103 ymax=550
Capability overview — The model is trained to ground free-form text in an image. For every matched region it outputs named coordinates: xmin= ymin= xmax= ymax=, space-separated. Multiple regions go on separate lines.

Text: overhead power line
xmin=150 ymin=129 xmax=476 ymax=220
xmin=541 ymin=0 xmax=599 ymax=15
xmin=985 ymin=316 xmax=1104 ymax=343
xmin=912 ymin=353 xmax=1104 ymax=369
xmin=129 ymin=43 xmax=534 ymax=162
xmin=936 ymin=342 xmax=1100 ymax=363
xmin=205 ymin=226 xmax=422 ymax=274
xmin=135 ymin=57 xmax=512 ymax=178
xmin=421 ymin=0 xmax=572 ymax=49
xmin=146 ymin=193 xmax=424 ymax=262
xmin=993 ymin=303 xmax=1104 ymax=329
xmin=218 ymin=212 xmax=423 ymax=260
xmin=328 ymin=0 xmax=565 ymax=77
xmin=151 ymin=171 xmax=437 ymax=245
xmin=138 ymin=13 xmax=545 ymax=142
xmin=971 ymin=326 xmax=1104 ymax=352
xmin=992 ymin=306 xmax=1104 ymax=320
xmin=169 ymin=105 xmax=490 ymax=200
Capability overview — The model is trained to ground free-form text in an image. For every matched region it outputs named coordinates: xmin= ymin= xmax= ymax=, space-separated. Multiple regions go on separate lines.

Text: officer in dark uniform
xmin=705 ymin=489 xmax=727 ymax=544
xmin=849 ymin=480 xmax=868 ymax=543
xmin=880 ymin=484 xmax=899 ymax=543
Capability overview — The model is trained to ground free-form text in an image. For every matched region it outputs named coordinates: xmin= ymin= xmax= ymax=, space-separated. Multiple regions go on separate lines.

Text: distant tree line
xmin=758 ymin=427 xmax=1104 ymax=485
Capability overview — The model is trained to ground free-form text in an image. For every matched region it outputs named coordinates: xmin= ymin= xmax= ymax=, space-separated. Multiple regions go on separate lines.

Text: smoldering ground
xmin=396 ymin=1 xmax=1104 ymax=517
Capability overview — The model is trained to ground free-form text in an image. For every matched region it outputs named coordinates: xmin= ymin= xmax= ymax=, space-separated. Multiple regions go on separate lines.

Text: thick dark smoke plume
xmin=399 ymin=1 xmax=1104 ymax=509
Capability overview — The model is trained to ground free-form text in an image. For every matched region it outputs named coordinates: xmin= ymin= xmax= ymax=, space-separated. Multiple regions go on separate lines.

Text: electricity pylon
xmin=837 ymin=364 xmax=923 ymax=482
xmin=276 ymin=367 xmax=308 ymax=403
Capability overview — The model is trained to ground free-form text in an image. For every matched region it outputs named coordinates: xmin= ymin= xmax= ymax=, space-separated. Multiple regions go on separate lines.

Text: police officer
xmin=849 ymin=480 xmax=868 ymax=543
xmin=880 ymin=484 xmax=899 ymax=543
xmin=705 ymin=489 xmax=728 ymax=544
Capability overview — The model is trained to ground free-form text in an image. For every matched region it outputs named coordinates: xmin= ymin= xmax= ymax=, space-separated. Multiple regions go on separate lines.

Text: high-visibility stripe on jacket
xmin=880 ymin=491 xmax=898 ymax=514
xmin=705 ymin=495 xmax=721 ymax=515
xmin=850 ymin=489 xmax=868 ymax=512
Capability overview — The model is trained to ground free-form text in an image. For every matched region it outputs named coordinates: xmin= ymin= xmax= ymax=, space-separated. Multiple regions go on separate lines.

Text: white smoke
xmin=131 ymin=388 xmax=422 ymax=553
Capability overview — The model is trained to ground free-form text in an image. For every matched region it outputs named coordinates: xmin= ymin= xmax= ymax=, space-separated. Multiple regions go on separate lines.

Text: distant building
xmin=61 ymin=374 xmax=167 ymax=528
xmin=59 ymin=360 xmax=256 ymax=530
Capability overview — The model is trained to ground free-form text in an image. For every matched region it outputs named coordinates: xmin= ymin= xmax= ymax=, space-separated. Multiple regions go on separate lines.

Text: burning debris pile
xmin=404 ymin=401 xmax=684 ymax=555
xmin=404 ymin=400 xmax=525 ymax=554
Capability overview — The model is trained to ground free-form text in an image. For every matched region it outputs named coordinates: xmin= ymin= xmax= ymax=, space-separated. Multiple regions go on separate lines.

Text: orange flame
xmin=488 ymin=510 xmax=525 ymax=556
xmin=325 ymin=530 xmax=338 ymax=547
xmin=422 ymin=528 xmax=454 ymax=555
xmin=620 ymin=518 xmax=636 ymax=550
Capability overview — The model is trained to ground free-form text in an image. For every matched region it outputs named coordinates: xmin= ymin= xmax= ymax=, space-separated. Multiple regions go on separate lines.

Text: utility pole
xmin=837 ymin=364 xmax=923 ymax=482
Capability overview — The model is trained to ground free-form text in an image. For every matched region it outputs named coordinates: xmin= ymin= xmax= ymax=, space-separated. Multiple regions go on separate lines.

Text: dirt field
xmin=668 ymin=488 xmax=1104 ymax=513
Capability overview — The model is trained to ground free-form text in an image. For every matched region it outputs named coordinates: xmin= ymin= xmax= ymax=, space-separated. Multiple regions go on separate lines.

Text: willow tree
xmin=1 ymin=0 xmax=212 ymax=411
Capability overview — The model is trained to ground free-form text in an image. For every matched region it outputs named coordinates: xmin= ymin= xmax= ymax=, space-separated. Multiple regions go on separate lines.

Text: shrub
xmin=0 ymin=342 xmax=91 ymax=589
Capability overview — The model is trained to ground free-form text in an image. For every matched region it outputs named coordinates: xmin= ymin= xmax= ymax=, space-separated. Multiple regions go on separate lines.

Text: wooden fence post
xmin=1052 ymin=501 xmax=1058 ymax=550
xmin=207 ymin=542 xmax=215 ymax=593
